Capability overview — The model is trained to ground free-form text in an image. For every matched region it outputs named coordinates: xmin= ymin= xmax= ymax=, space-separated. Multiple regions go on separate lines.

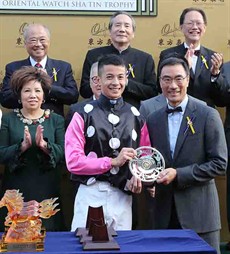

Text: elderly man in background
xmin=80 ymin=11 xmax=158 ymax=109
xmin=157 ymin=7 xmax=224 ymax=108
xmin=0 ymin=23 xmax=78 ymax=116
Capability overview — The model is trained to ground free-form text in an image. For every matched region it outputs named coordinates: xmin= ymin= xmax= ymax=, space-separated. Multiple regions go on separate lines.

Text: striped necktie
xmin=35 ymin=63 xmax=42 ymax=68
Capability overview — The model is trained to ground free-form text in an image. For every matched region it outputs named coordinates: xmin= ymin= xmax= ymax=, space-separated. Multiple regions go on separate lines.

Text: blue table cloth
xmin=1 ymin=229 xmax=216 ymax=253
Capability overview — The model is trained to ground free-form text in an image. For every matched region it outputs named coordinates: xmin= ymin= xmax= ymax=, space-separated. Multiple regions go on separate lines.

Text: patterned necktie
xmin=35 ymin=63 xmax=42 ymax=68
xmin=166 ymin=106 xmax=183 ymax=114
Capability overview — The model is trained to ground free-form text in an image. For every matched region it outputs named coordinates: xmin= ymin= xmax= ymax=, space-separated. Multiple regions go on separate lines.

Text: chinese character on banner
xmin=88 ymin=38 xmax=94 ymax=46
xmin=158 ymin=39 xmax=164 ymax=46
xmin=176 ymin=39 xmax=183 ymax=46
xmin=106 ymin=39 xmax=112 ymax=46
xmin=167 ymin=39 xmax=173 ymax=46
xmin=97 ymin=38 xmax=103 ymax=45
xmin=16 ymin=37 xmax=23 ymax=46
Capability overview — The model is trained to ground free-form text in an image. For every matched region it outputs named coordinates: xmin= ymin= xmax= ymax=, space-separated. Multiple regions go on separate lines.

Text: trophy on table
xmin=129 ymin=146 xmax=165 ymax=183
xmin=76 ymin=206 xmax=120 ymax=251
xmin=0 ymin=189 xmax=59 ymax=252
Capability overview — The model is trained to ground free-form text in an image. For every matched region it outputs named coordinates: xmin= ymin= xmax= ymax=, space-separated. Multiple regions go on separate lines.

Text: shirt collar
xmin=111 ymin=44 xmax=131 ymax=54
xmin=30 ymin=56 xmax=47 ymax=68
xmin=98 ymin=94 xmax=124 ymax=111
xmin=167 ymin=95 xmax=188 ymax=113
xmin=184 ymin=42 xmax=200 ymax=51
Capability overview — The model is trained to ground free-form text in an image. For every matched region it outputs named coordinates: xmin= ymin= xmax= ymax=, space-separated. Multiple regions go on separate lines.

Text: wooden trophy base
xmin=83 ymin=239 xmax=120 ymax=250
xmin=76 ymin=206 xmax=120 ymax=251
xmin=76 ymin=225 xmax=120 ymax=250
xmin=76 ymin=226 xmax=118 ymax=243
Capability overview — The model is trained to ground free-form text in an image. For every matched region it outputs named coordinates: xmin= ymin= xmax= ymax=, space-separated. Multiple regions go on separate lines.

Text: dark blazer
xmin=221 ymin=62 xmax=230 ymax=230
xmin=219 ymin=62 xmax=230 ymax=130
xmin=0 ymin=57 xmax=79 ymax=116
xmin=80 ymin=44 xmax=158 ymax=109
xmin=147 ymin=96 xmax=227 ymax=233
xmin=211 ymin=61 xmax=230 ymax=143
xmin=158 ymin=44 xmax=225 ymax=108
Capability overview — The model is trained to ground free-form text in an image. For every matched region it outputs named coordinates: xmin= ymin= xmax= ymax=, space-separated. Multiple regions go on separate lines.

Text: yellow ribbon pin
xmin=186 ymin=116 xmax=195 ymax=134
xmin=128 ymin=64 xmax=135 ymax=78
xmin=52 ymin=68 xmax=58 ymax=81
xmin=201 ymin=55 xmax=209 ymax=69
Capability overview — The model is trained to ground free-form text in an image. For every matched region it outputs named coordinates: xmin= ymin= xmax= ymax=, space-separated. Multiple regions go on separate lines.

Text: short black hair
xmin=158 ymin=56 xmax=190 ymax=77
xmin=179 ymin=7 xmax=207 ymax=25
xmin=98 ymin=54 xmax=126 ymax=77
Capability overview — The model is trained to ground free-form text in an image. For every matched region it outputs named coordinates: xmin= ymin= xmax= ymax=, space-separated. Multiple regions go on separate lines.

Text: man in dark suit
xmin=157 ymin=7 xmax=224 ymax=108
xmin=80 ymin=11 xmax=158 ymax=109
xmin=146 ymin=56 xmax=227 ymax=254
xmin=0 ymin=23 xmax=78 ymax=116
xmin=211 ymin=61 xmax=230 ymax=249
xmin=222 ymin=62 xmax=230 ymax=248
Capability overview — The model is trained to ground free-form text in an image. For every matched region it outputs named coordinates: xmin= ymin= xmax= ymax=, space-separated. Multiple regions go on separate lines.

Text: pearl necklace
xmin=14 ymin=108 xmax=50 ymax=125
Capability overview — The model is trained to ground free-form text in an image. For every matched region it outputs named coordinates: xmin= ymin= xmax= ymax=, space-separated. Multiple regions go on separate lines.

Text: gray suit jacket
xmin=147 ymin=96 xmax=227 ymax=233
xmin=140 ymin=94 xmax=206 ymax=119
xmin=140 ymin=94 xmax=166 ymax=119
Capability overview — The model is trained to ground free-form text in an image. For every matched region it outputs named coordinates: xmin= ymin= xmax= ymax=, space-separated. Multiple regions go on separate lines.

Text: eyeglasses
xmin=26 ymin=37 xmax=49 ymax=45
xmin=160 ymin=75 xmax=188 ymax=85
xmin=91 ymin=76 xmax=98 ymax=84
xmin=183 ymin=21 xmax=205 ymax=28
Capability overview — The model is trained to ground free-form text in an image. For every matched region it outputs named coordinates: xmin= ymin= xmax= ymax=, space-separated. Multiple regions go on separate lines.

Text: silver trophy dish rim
xmin=129 ymin=146 xmax=166 ymax=182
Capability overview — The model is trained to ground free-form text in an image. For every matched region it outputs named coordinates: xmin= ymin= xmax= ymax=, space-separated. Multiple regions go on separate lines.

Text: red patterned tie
xmin=35 ymin=63 xmax=42 ymax=68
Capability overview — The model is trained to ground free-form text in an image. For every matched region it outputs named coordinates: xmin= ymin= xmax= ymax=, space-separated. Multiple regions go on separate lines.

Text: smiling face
xmin=99 ymin=64 xmax=127 ymax=99
xmin=20 ymin=80 xmax=44 ymax=111
xmin=109 ymin=14 xmax=135 ymax=49
xmin=160 ymin=64 xmax=189 ymax=107
xmin=180 ymin=10 xmax=206 ymax=46
xmin=24 ymin=24 xmax=50 ymax=62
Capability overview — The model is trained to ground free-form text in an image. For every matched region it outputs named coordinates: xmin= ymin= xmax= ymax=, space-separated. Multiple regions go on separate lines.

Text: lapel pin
xmin=186 ymin=116 xmax=195 ymax=134
xmin=201 ymin=55 xmax=209 ymax=69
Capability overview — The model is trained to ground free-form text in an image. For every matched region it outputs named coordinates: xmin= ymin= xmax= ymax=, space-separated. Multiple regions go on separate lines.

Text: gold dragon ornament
xmin=0 ymin=189 xmax=59 ymax=243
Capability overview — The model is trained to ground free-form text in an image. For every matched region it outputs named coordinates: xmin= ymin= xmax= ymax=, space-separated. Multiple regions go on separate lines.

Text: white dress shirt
xmin=167 ymin=95 xmax=188 ymax=157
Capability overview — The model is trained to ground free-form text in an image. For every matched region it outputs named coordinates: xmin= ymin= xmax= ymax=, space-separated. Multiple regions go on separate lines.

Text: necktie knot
xmin=194 ymin=50 xmax=200 ymax=56
xmin=166 ymin=106 xmax=182 ymax=114
xmin=35 ymin=63 xmax=42 ymax=68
